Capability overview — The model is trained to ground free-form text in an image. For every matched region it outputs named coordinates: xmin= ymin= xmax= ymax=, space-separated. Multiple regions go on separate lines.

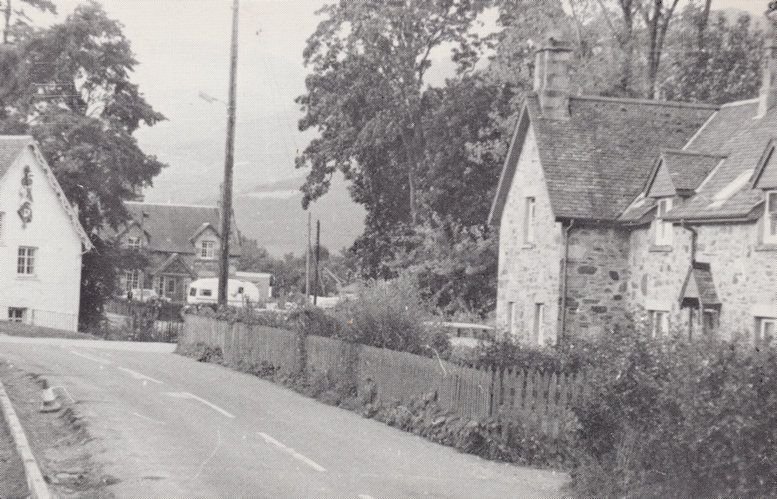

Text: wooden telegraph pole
xmin=313 ymin=220 xmax=320 ymax=306
xmin=305 ymin=211 xmax=311 ymax=304
xmin=218 ymin=0 xmax=240 ymax=307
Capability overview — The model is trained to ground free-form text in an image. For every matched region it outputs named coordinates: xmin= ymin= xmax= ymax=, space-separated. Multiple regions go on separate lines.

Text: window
xmin=524 ymin=197 xmax=536 ymax=244
xmin=766 ymin=191 xmax=777 ymax=244
xmin=506 ymin=301 xmax=516 ymax=336
xmin=8 ymin=308 xmax=25 ymax=322
xmin=200 ymin=240 xmax=215 ymax=259
xmin=650 ymin=310 xmax=670 ymax=338
xmin=200 ymin=288 xmax=213 ymax=297
xmin=654 ymin=198 xmax=673 ymax=246
xmin=165 ymin=277 xmax=176 ymax=297
xmin=237 ymin=286 xmax=244 ymax=294
xmin=756 ymin=317 xmax=776 ymax=344
xmin=124 ymin=270 xmax=141 ymax=292
xmin=533 ymin=303 xmax=545 ymax=345
xmin=17 ymin=247 xmax=36 ymax=275
xmin=127 ymin=236 xmax=142 ymax=250
xmin=189 ymin=287 xmax=197 ymax=297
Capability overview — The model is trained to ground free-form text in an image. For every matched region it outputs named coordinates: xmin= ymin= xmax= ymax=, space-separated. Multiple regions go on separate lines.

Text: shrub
xmin=333 ymin=275 xmax=448 ymax=356
xmin=571 ymin=329 xmax=777 ymax=497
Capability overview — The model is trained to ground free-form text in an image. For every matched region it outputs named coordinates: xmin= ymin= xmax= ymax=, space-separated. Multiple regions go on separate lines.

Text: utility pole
xmin=313 ymin=220 xmax=320 ymax=306
xmin=305 ymin=211 xmax=311 ymax=304
xmin=218 ymin=0 xmax=240 ymax=307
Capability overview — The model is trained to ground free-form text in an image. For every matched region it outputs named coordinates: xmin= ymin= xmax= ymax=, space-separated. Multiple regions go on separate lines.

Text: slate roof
xmin=679 ymin=262 xmax=720 ymax=307
xmin=651 ymin=150 xmax=727 ymax=196
xmin=752 ymin=139 xmax=777 ymax=190
xmin=667 ymin=100 xmax=777 ymax=221
xmin=123 ymin=202 xmax=241 ymax=256
xmin=489 ymin=94 xmax=718 ymax=224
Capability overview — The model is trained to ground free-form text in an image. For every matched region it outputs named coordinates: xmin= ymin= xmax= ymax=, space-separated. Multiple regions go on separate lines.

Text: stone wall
xmin=628 ymin=220 xmax=777 ymax=340
xmin=564 ymin=226 xmax=631 ymax=338
xmin=497 ymin=126 xmax=563 ymax=345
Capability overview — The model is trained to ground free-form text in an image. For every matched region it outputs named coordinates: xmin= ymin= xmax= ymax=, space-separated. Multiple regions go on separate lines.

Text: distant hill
xmin=198 ymin=174 xmax=365 ymax=257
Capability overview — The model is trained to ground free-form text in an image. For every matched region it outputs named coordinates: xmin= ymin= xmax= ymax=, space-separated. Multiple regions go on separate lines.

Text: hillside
xmin=203 ymin=174 xmax=365 ymax=257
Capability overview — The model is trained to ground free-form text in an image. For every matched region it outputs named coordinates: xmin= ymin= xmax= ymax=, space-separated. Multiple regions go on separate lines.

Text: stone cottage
xmin=110 ymin=201 xmax=241 ymax=303
xmin=0 ymin=136 xmax=92 ymax=331
xmin=489 ymin=8 xmax=777 ymax=345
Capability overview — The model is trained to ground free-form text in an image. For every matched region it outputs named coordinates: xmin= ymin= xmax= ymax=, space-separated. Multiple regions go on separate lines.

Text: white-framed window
xmin=200 ymin=240 xmax=216 ymax=259
xmin=650 ymin=310 xmax=670 ymax=338
xmin=524 ymin=197 xmax=536 ymax=244
xmin=756 ymin=317 xmax=776 ymax=344
xmin=654 ymin=197 xmax=674 ymax=246
xmin=200 ymin=288 xmax=213 ymax=297
xmin=124 ymin=270 xmax=141 ymax=292
xmin=127 ymin=236 xmax=142 ymax=250
xmin=533 ymin=303 xmax=545 ymax=345
xmin=765 ymin=191 xmax=777 ymax=244
xmin=17 ymin=247 xmax=36 ymax=275
xmin=8 ymin=307 xmax=26 ymax=322
xmin=189 ymin=287 xmax=197 ymax=297
xmin=507 ymin=301 xmax=516 ymax=336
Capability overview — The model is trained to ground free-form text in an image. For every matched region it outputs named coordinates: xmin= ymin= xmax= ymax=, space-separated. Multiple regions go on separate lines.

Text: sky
xmin=43 ymin=0 xmax=766 ymax=204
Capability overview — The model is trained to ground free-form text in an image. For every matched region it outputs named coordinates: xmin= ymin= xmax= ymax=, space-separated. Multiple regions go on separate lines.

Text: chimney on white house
xmin=757 ymin=1 xmax=777 ymax=117
xmin=534 ymin=34 xmax=573 ymax=119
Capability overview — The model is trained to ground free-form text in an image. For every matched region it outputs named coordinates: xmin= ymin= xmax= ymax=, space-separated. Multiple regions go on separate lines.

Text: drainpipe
xmin=681 ymin=219 xmax=701 ymax=336
xmin=681 ymin=219 xmax=698 ymax=264
xmin=559 ymin=219 xmax=575 ymax=344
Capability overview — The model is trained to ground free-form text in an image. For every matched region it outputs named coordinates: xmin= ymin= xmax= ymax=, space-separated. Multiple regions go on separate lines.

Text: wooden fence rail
xmin=180 ymin=316 xmax=584 ymax=436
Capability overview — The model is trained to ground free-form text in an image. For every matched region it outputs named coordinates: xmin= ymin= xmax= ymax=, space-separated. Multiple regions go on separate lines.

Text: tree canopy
xmin=0 ymin=1 xmax=166 ymax=328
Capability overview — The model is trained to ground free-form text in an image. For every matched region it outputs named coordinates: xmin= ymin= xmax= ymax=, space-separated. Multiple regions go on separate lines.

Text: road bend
xmin=0 ymin=335 xmax=567 ymax=498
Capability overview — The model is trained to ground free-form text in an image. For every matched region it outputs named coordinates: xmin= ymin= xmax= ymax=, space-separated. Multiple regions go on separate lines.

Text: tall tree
xmin=296 ymin=0 xmax=485 ymax=226
xmin=1 ymin=0 xmax=55 ymax=44
xmin=0 ymin=2 xmax=166 ymax=327
xmin=661 ymin=12 xmax=764 ymax=104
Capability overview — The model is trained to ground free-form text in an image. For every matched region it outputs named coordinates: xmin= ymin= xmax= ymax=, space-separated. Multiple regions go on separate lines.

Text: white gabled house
xmin=0 ymin=136 xmax=92 ymax=331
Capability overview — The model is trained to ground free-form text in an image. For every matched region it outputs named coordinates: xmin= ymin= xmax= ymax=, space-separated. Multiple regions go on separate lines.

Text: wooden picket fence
xmin=181 ymin=315 xmax=586 ymax=436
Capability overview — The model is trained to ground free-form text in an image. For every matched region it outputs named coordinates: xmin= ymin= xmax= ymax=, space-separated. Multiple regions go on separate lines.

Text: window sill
xmin=756 ymin=243 xmax=777 ymax=252
xmin=522 ymin=243 xmax=536 ymax=250
xmin=649 ymin=244 xmax=672 ymax=253
xmin=16 ymin=274 xmax=38 ymax=281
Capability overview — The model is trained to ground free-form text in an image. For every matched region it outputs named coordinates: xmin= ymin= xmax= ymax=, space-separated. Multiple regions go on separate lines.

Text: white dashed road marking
xmin=118 ymin=366 xmax=163 ymax=384
xmin=164 ymin=392 xmax=236 ymax=419
xmin=257 ymin=432 xmax=327 ymax=472
xmin=70 ymin=350 xmax=112 ymax=365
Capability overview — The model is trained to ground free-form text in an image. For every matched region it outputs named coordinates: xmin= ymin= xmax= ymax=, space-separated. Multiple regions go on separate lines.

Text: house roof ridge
xmin=720 ymin=98 xmax=760 ymax=108
xmin=662 ymin=148 xmax=728 ymax=158
xmin=125 ymin=201 xmax=218 ymax=209
xmin=570 ymin=94 xmax=720 ymax=110
xmin=0 ymin=135 xmax=33 ymax=140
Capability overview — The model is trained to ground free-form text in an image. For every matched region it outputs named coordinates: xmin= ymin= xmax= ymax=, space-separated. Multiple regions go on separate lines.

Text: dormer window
xmin=200 ymin=240 xmax=215 ymax=259
xmin=127 ymin=236 xmax=142 ymax=250
xmin=765 ymin=191 xmax=777 ymax=244
xmin=654 ymin=197 xmax=673 ymax=246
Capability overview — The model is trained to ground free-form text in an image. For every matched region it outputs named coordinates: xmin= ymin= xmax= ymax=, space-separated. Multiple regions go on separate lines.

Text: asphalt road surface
xmin=0 ymin=335 xmax=567 ymax=498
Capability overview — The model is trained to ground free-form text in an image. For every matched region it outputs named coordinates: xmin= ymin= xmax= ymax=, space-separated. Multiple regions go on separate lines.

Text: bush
xmin=571 ymin=328 xmax=777 ymax=497
xmin=333 ymin=275 xmax=449 ymax=356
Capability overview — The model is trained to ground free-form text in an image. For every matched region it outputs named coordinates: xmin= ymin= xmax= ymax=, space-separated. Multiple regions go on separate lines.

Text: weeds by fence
xmin=180 ymin=315 xmax=582 ymax=436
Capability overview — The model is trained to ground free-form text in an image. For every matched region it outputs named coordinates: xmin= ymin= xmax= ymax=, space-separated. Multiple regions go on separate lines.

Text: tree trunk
xmin=402 ymin=125 xmax=422 ymax=225
xmin=696 ymin=0 xmax=713 ymax=52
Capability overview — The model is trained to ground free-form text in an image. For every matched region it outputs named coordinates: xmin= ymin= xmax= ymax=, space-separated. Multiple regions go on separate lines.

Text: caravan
xmin=187 ymin=278 xmax=260 ymax=307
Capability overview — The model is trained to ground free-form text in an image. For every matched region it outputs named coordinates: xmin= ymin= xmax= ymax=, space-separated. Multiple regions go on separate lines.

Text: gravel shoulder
xmin=0 ymin=361 xmax=114 ymax=497
xmin=0 ymin=399 xmax=27 ymax=498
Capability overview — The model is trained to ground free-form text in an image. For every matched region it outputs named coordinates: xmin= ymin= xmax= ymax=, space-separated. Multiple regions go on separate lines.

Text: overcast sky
xmin=46 ymin=0 xmax=766 ymax=202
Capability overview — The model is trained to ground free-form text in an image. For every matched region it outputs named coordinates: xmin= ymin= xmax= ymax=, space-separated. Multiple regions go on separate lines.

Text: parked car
xmin=186 ymin=278 xmax=260 ymax=308
xmin=128 ymin=289 xmax=170 ymax=303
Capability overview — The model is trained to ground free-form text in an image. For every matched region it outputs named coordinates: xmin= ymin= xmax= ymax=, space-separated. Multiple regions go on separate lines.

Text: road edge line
xmin=0 ymin=379 xmax=52 ymax=499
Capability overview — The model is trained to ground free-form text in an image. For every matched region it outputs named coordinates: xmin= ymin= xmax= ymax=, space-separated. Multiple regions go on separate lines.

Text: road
xmin=0 ymin=335 xmax=567 ymax=498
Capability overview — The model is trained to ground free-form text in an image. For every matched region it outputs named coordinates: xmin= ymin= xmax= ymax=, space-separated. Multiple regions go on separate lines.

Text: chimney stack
xmin=534 ymin=33 xmax=573 ymax=120
xmin=757 ymin=1 xmax=777 ymax=117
